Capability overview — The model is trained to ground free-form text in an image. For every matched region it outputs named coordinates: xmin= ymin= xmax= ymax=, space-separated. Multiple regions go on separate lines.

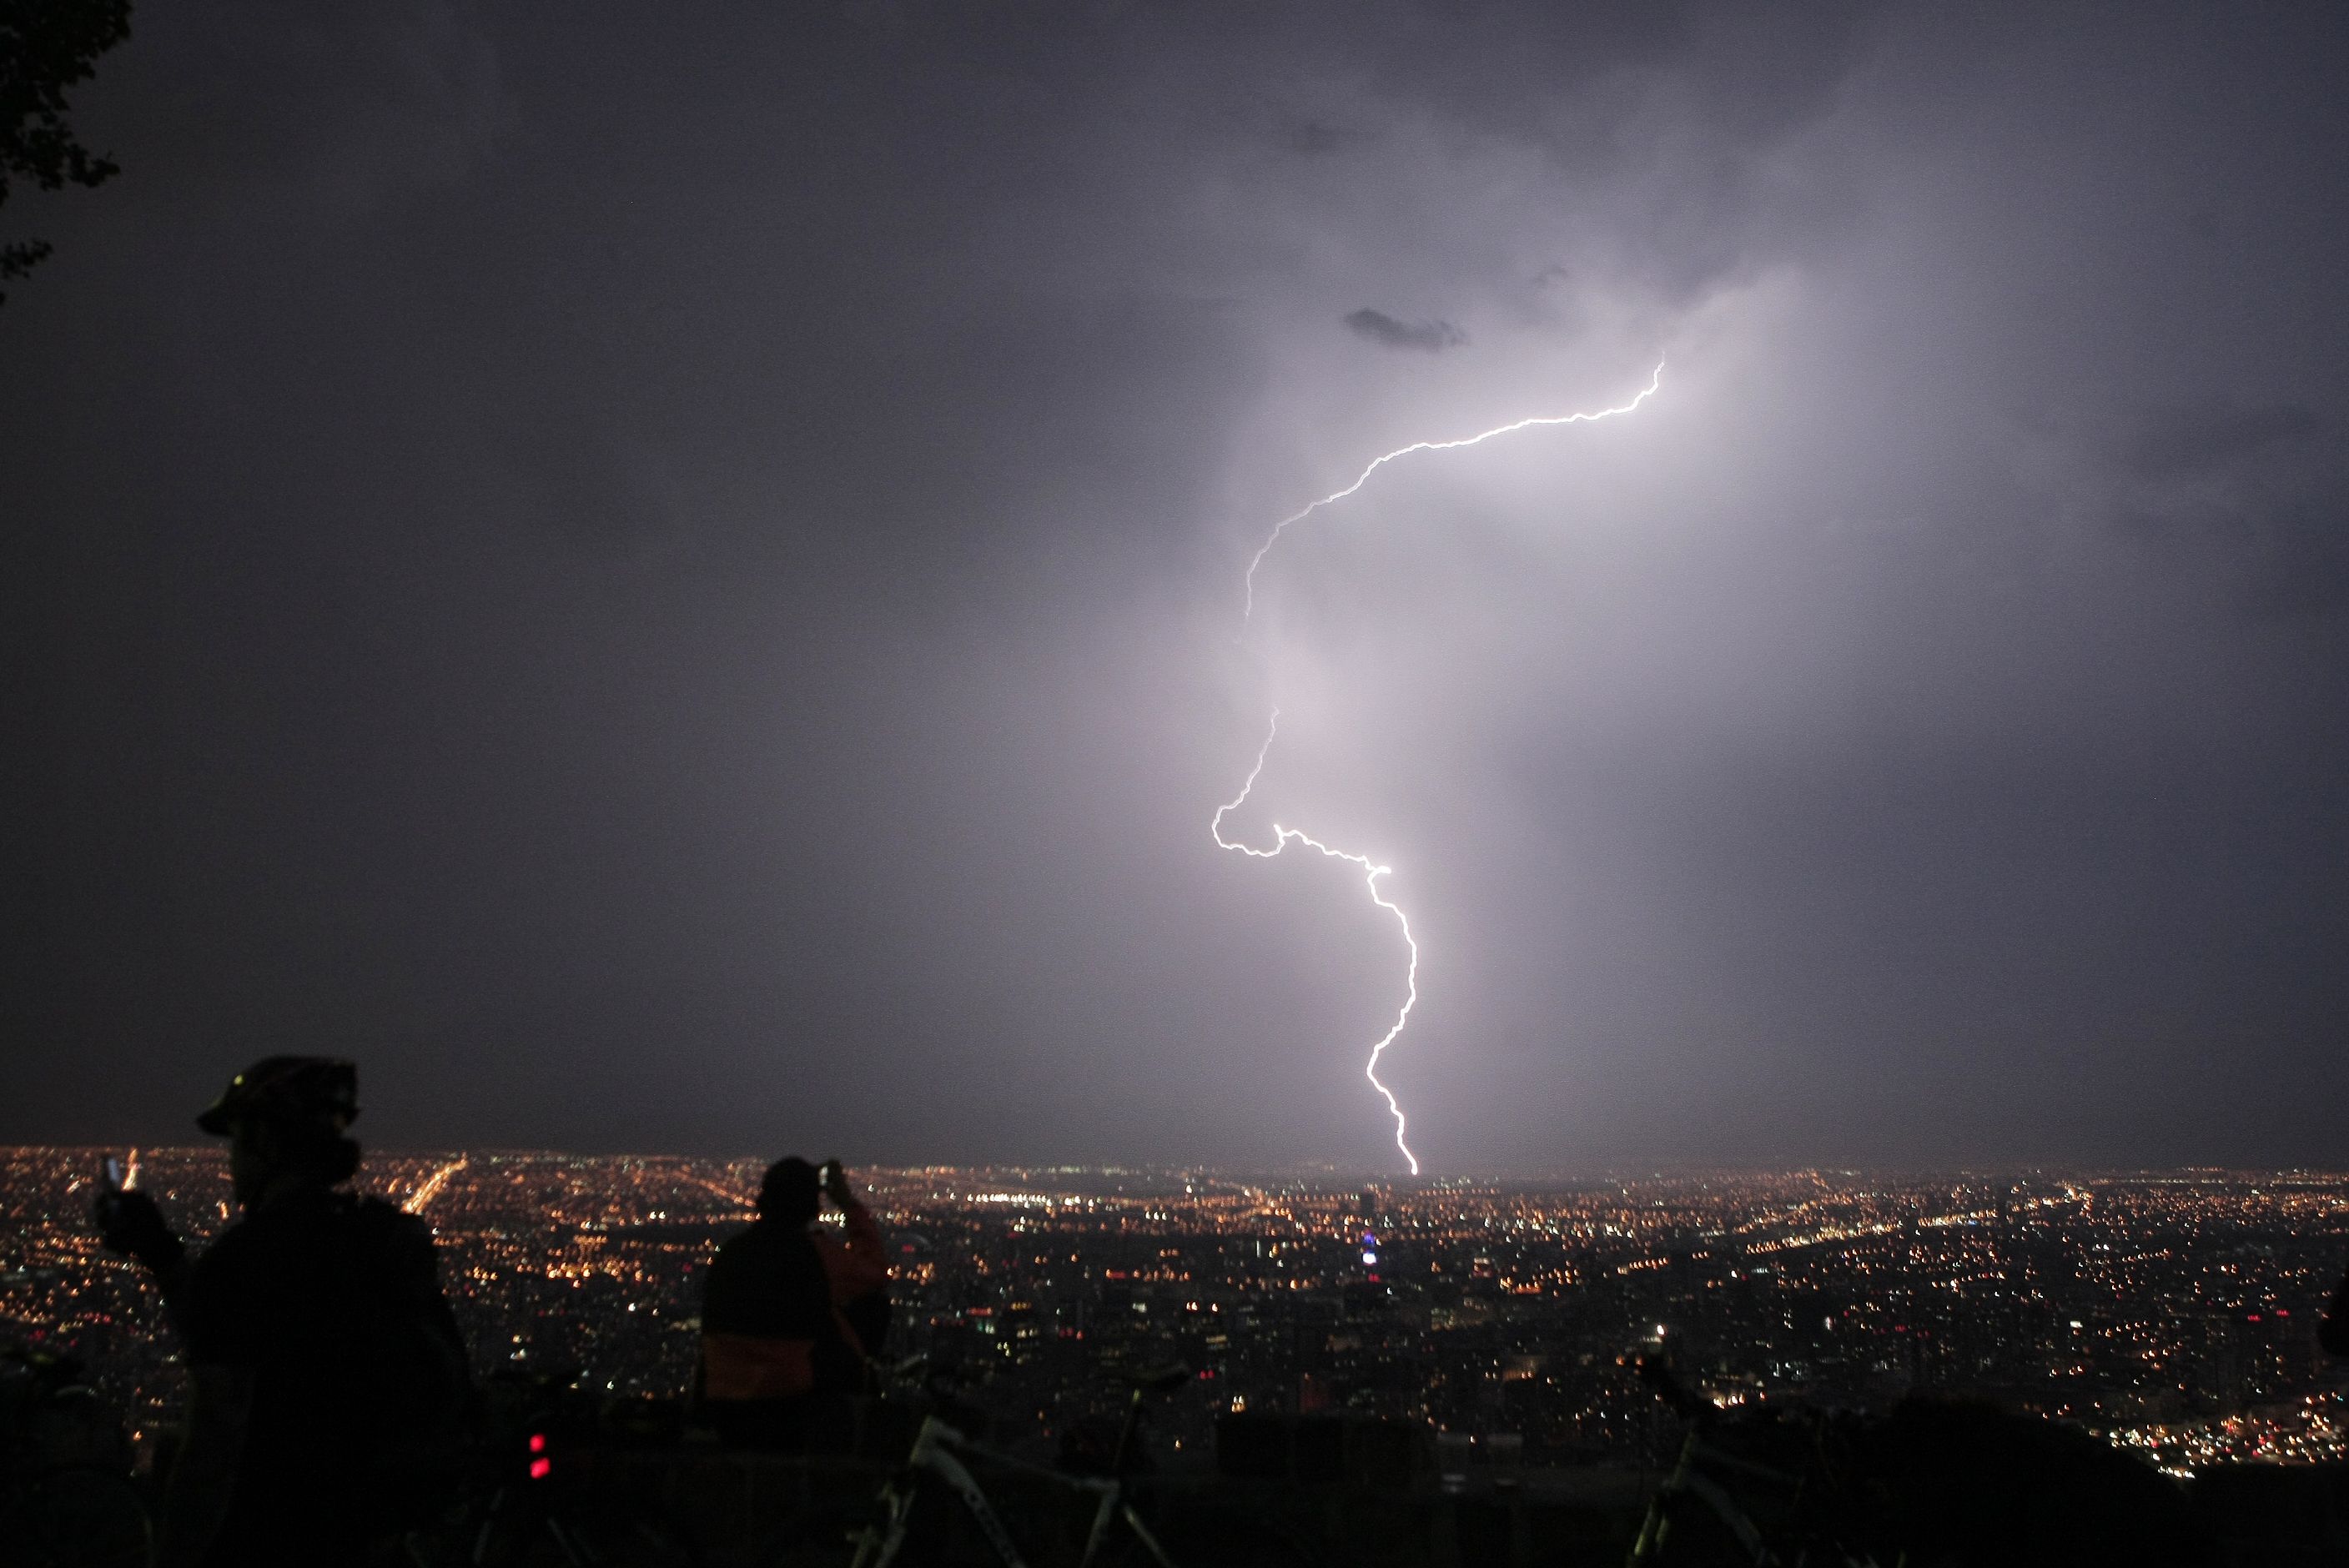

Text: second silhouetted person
xmin=697 ymin=1157 xmax=888 ymax=1448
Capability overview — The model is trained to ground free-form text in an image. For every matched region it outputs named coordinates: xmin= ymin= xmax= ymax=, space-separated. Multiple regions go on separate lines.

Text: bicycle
xmin=772 ymin=1359 xmax=1313 ymax=1568
xmin=1626 ymin=1351 xmax=1891 ymax=1568
xmin=403 ymin=1367 xmax=703 ymax=1568
xmin=0 ymin=1343 xmax=152 ymax=1568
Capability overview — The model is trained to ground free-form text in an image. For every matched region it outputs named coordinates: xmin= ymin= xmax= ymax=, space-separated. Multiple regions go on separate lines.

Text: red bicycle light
xmin=529 ymin=1433 xmax=546 ymax=1454
xmin=529 ymin=1456 xmax=552 ymax=1480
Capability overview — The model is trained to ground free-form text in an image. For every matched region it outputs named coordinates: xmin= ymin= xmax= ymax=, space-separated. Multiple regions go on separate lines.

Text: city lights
xmin=9 ymin=1150 xmax=2344 ymax=1477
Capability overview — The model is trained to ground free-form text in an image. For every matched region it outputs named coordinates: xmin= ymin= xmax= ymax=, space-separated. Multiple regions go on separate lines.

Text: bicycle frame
xmin=1628 ymin=1419 xmax=1883 ymax=1568
xmin=852 ymin=1414 xmax=1178 ymax=1568
xmin=1627 ymin=1423 xmax=1768 ymax=1566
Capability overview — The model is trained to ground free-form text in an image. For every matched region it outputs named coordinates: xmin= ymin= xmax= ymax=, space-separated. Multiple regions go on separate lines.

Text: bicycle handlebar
xmin=1633 ymin=1349 xmax=1713 ymax=1420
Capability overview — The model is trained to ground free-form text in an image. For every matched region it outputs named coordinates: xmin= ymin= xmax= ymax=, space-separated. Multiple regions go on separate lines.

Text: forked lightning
xmin=1217 ymin=359 xmax=1665 ymax=1173
xmin=1240 ymin=359 xmax=1665 ymax=619
xmin=1212 ymin=709 xmax=1423 ymax=1172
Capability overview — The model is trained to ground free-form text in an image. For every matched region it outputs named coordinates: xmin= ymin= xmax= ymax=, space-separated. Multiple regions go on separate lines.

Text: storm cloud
xmin=1345 ymin=308 xmax=1467 ymax=353
xmin=3 ymin=3 xmax=2346 ymax=1173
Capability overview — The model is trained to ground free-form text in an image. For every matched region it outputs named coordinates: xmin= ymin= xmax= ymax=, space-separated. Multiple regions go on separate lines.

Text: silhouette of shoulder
xmin=703 ymin=1219 xmax=834 ymax=1340
xmin=184 ymin=1194 xmax=434 ymax=1343
xmin=181 ymin=1189 xmax=466 ymax=1457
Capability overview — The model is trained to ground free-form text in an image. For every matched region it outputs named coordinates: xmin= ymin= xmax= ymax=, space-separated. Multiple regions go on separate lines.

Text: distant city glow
xmin=12 ymin=1151 xmax=2345 ymax=1478
xmin=403 ymin=1154 xmax=468 ymax=1215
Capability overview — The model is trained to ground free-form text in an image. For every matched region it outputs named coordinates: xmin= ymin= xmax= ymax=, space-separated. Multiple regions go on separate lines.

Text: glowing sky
xmin=4 ymin=3 xmax=2346 ymax=1169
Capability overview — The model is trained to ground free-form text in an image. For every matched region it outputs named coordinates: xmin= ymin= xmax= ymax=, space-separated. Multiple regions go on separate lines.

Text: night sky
xmin=5 ymin=4 xmax=2346 ymax=1172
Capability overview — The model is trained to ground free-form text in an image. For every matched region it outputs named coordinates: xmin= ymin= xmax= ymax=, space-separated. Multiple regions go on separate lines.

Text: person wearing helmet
xmin=697 ymin=1156 xmax=889 ymax=1449
xmin=95 ymin=1058 xmax=470 ymax=1567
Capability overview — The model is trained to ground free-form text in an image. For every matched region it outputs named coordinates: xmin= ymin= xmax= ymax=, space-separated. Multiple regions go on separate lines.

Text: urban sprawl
xmin=5 ymin=1151 xmax=2345 ymax=1480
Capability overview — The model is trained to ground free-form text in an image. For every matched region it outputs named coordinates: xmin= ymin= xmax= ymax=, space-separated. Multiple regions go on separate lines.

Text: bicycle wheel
xmin=1635 ymin=1485 xmax=1768 ymax=1568
xmin=754 ymin=1531 xmax=861 ymax=1568
xmin=747 ymin=1494 xmax=887 ymax=1568
xmin=545 ymin=1502 xmax=705 ymax=1568
xmin=598 ymin=1506 xmax=706 ymax=1568
xmin=1102 ymin=1503 xmax=1320 ymax=1568
xmin=0 ymin=1468 xmax=152 ymax=1568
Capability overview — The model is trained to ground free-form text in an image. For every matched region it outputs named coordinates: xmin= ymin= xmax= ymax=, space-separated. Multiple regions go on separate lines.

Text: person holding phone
xmin=697 ymin=1155 xmax=889 ymax=1450
xmin=93 ymin=1058 xmax=470 ymax=1566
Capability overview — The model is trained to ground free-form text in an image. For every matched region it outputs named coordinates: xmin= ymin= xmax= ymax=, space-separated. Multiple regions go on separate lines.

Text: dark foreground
xmin=561 ymin=1416 xmax=2349 ymax=1568
xmin=11 ymin=1151 xmax=2349 ymax=1563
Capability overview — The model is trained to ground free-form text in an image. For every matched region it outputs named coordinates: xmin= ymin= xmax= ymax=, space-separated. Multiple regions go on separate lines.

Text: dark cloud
xmin=1344 ymin=308 xmax=1466 ymax=353
xmin=3 ymin=1 xmax=2348 ymax=1170
xmin=1282 ymin=119 xmax=1367 ymax=157
xmin=2238 ymin=508 xmax=2349 ymax=621
xmin=2124 ymin=402 xmax=2321 ymax=479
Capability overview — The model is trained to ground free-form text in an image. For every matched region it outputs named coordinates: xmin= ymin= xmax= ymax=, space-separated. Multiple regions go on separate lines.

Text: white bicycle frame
xmin=850 ymin=1414 xmax=1179 ymax=1568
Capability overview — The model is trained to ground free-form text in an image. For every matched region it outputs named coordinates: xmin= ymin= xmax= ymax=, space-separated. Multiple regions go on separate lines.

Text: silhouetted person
xmin=2322 ymin=1259 xmax=2349 ymax=1358
xmin=698 ymin=1156 xmax=888 ymax=1449
xmin=95 ymin=1058 xmax=470 ymax=1567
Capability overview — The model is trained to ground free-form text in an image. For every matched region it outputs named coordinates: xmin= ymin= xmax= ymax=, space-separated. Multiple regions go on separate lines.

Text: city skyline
xmin=8 ymin=1147 xmax=2345 ymax=1482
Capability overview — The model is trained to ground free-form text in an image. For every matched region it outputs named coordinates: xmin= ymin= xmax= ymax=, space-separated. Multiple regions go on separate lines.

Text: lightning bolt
xmin=1242 ymin=357 xmax=1665 ymax=619
xmin=1219 ymin=358 xmax=1665 ymax=1174
xmin=1213 ymin=708 xmax=1422 ymax=1172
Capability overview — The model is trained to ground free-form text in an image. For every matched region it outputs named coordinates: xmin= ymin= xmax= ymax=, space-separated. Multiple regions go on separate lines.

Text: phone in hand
xmin=100 ymin=1155 xmax=123 ymax=1194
